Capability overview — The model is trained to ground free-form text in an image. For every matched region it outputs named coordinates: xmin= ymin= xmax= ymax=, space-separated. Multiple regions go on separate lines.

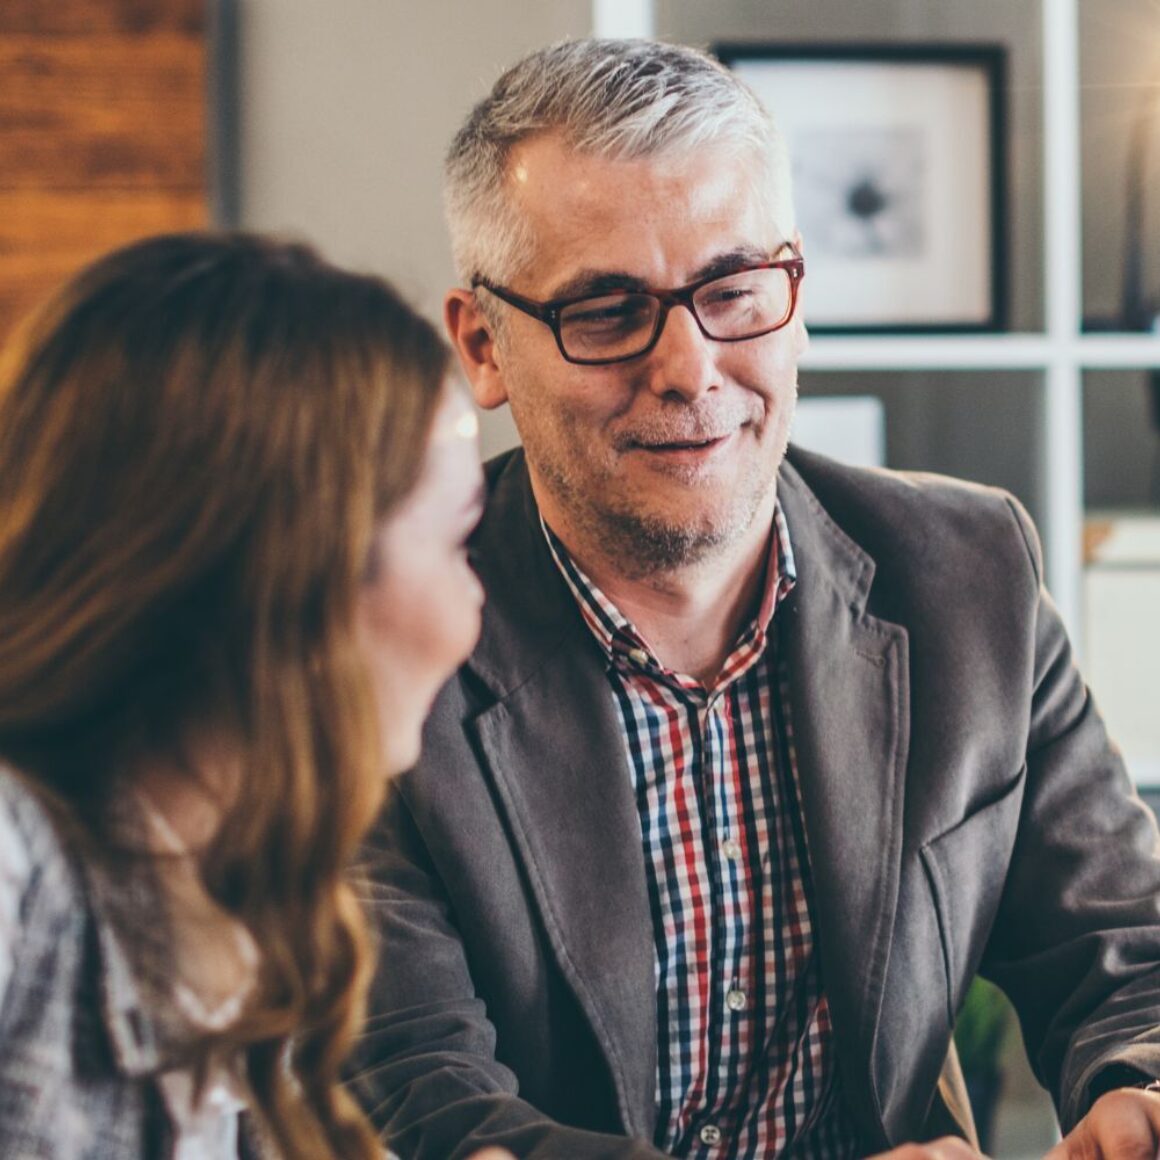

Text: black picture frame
xmin=715 ymin=43 xmax=1008 ymax=335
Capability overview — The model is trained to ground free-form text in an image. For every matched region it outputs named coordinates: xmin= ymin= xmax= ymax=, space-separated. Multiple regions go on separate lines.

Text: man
xmin=351 ymin=39 xmax=1160 ymax=1159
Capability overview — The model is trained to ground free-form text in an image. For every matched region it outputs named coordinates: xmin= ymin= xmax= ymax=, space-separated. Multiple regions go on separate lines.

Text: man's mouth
xmin=628 ymin=431 xmax=735 ymax=460
xmin=645 ymin=435 xmax=724 ymax=450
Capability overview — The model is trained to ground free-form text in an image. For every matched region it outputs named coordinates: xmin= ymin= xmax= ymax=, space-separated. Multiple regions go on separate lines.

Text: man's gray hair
xmin=444 ymin=38 xmax=794 ymax=285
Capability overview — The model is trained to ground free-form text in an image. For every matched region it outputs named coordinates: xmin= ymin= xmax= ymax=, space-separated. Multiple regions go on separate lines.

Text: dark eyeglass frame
xmin=471 ymin=246 xmax=805 ymax=366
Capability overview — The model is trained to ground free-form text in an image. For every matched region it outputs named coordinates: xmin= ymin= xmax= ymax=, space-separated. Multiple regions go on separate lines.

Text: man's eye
xmin=699 ymin=272 xmax=779 ymax=318
xmin=564 ymin=298 xmax=651 ymax=330
xmin=703 ymin=285 xmax=754 ymax=306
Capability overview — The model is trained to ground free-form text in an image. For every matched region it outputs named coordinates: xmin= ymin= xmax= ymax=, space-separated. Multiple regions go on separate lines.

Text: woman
xmin=0 ymin=232 xmax=486 ymax=1158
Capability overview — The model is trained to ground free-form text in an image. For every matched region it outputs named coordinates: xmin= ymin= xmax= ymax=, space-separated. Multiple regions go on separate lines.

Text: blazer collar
xmin=466 ymin=450 xmax=584 ymax=699
xmin=464 ymin=451 xmax=659 ymax=1137
xmin=778 ymin=454 xmax=909 ymax=1148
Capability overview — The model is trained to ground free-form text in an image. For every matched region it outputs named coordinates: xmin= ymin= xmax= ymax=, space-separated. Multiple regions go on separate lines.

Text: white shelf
xmin=592 ymin=0 xmax=654 ymax=38
xmin=803 ymin=334 xmax=1160 ymax=371
xmin=803 ymin=335 xmax=1052 ymax=371
xmin=1071 ymin=335 xmax=1160 ymax=369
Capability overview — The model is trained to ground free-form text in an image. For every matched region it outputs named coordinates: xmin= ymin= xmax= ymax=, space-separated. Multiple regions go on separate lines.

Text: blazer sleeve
xmin=348 ymin=791 xmax=669 ymax=1160
xmin=981 ymin=497 xmax=1160 ymax=1131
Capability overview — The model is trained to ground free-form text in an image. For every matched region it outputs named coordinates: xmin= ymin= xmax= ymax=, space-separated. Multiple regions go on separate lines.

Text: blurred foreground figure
xmin=0 ymin=232 xmax=487 ymax=1158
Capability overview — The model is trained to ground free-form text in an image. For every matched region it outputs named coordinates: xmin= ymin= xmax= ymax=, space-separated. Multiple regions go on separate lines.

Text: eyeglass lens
xmin=557 ymin=266 xmax=795 ymax=362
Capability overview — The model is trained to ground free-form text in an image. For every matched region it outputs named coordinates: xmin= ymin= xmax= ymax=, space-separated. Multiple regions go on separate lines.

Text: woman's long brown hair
xmin=0 ymin=232 xmax=448 ymax=1158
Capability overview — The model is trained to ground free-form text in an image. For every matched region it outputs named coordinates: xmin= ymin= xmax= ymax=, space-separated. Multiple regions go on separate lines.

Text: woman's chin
xmin=382 ymin=730 xmax=423 ymax=780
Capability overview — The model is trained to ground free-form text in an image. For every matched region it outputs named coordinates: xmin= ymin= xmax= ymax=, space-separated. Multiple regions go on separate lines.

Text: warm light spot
xmin=432 ymin=380 xmax=480 ymax=445
xmin=453 ymin=408 xmax=479 ymax=440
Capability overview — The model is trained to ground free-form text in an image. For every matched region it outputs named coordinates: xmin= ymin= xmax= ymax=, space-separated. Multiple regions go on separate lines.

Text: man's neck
xmin=548 ymin=507 xmax=776 ymax=687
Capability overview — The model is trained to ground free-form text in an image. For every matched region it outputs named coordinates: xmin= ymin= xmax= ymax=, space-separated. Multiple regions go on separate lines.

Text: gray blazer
xmin=352 ymin=446 xmax=1160 ymax=1159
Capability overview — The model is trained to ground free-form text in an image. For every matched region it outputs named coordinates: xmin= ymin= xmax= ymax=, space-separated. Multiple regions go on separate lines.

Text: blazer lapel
xmin=777 ymin=461 xmax=910 ymax=1149
xmin=465 ymin=453 xmax=658 ymax=1138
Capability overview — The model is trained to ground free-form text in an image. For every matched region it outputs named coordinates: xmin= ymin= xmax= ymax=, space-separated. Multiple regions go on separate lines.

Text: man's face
xmin=458 ymin=133 xmax=806 ymax=575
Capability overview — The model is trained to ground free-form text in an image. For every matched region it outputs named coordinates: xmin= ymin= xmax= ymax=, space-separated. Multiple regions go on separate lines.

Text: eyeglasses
xmin=472 ymin=248 xmax=805 ymax=366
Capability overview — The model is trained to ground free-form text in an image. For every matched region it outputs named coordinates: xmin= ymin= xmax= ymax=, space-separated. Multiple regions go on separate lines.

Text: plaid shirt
xmin=545 ymin=510 xmax=860 ymax=1159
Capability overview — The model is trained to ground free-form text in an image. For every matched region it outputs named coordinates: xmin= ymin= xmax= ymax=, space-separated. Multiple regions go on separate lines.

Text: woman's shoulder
xmin=0 ymin=765 xmax=41 ymax=886
xmin=0 ymin=764 xmax=93 ymax=1034
xmin=0 ymin=767 xmax=68 ymax=1011
xmin=0 ymin=764 xmax=83 ymax=922
xmin=0 ymin=761 xmax=63 ymax=846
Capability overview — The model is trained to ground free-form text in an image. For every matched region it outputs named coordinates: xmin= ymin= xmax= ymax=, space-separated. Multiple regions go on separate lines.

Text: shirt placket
xmin=539 ymin=510 xmax=860 ymax=1159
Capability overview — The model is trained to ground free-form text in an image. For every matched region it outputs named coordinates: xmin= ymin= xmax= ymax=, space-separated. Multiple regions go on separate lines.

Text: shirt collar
xmin=542 ymin=503 xmax=797 ymax=690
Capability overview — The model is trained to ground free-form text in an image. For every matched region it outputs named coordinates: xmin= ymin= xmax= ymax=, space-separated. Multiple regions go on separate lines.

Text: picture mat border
xmin=715 ymin=42 xmax=1009 ymax=335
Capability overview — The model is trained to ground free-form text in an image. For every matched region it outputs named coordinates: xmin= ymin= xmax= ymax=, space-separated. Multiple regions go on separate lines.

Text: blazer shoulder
xmin=783 ymin=445 xmax=1042 ymax=595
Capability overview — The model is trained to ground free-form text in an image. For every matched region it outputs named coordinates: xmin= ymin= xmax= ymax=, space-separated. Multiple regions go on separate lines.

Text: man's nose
xmin=643 ymin=302 xmax=719 ymax=401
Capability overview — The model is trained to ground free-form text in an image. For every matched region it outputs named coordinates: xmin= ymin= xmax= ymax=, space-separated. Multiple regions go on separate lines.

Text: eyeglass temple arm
xmin=472 ymin=279 xmax=557 ymax=324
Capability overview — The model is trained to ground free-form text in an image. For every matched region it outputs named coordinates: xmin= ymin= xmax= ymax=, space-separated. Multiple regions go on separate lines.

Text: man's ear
xmin=444 ymin=289 xmax=509 ymax=410
xmin=790 ymin=228 xmax=809 ymax=357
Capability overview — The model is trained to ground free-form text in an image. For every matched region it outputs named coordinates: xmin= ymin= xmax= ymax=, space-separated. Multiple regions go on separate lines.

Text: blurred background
xmin=2 ymin=2 xmax=1158 ymax=1155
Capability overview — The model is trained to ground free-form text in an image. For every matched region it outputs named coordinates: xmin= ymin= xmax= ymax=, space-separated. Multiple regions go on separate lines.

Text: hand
xmin=1045 ymin=1088 xmax=1160 ymax=1160
xmin=466 ymin=1151 xmax=516 ymax=1160
xmin=866 ymin=1137 xmax=987 ymax=1160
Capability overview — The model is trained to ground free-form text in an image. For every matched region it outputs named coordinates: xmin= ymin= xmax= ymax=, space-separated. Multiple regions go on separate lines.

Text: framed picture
xmin=715 ymin=44 xmax=1007 ymax=334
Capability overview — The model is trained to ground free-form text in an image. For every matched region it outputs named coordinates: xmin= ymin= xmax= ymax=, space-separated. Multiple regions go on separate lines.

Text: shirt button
xmin=726 ymin=988 xmax=747 ymax=1012
xmin=699 ymin=1124 xmax=722 ymax=1147
xmin=627 ymin=647 xmax=649 ymax=667
xmin=722 ymin=837 xmax=742 ymax=861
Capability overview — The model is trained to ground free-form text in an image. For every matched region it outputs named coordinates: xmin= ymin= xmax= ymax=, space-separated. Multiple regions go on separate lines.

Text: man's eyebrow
xmin=689 ymin=244 xmax=788 ymax=283
xmin=548 ymin=243 xmax=794 ymax=300
xmin=547 ymin=269 xmax=648 ymax=301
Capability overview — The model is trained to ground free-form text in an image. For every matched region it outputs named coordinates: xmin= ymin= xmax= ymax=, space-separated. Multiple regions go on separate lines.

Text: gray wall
xmin=234 ymin=0 xmax=591 ymax=457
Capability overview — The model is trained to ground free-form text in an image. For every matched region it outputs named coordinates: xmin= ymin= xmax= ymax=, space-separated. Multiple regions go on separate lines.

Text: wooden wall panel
xmin=0 ymin=37 xmax=206 ymax=188
xmin=0 ymin=1 xmax=203 ymax=35
xmin=0 ymin=0 xmax=209 ymax=340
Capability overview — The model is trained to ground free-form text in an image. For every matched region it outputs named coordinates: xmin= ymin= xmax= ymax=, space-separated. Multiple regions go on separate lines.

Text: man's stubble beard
xmin=539 ymin=455 xmax=772 ymax=579
xmin=515 ymin=395 xmax=795 ymax=583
